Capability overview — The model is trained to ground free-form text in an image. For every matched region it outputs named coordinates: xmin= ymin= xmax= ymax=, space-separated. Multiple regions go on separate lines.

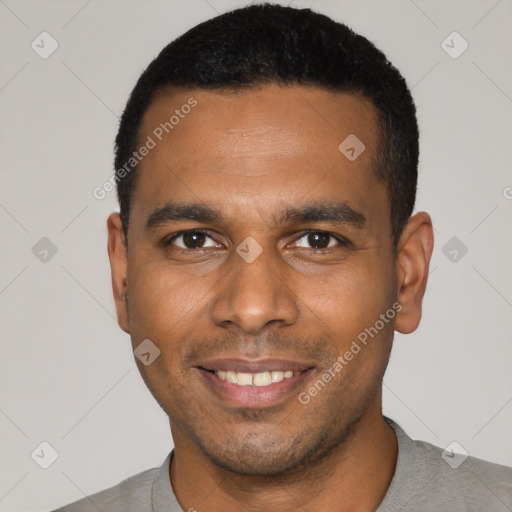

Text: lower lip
xmin=197 ymin=368 xmax=313 ymax=408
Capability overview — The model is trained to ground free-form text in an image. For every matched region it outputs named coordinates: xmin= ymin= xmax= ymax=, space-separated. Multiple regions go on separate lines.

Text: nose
xmin=210 ymin=243 xmax=299 ymax=335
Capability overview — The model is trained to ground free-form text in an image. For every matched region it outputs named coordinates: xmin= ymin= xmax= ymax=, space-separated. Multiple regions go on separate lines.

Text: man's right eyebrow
xmin=145 ymin=202 xmax=223 ymax=231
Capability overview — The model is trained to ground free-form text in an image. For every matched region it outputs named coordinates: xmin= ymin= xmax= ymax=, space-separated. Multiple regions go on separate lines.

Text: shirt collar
xmin=377 ymin=416 xmax=431 ymax=511
xmin=152 ymin=450 xmax=182 ymax=512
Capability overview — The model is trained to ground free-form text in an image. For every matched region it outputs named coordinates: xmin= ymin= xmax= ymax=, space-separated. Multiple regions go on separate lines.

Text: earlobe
xmin=394 ymin=212 xmax=434 ymax=335
xmin=107 ymin=212 xmax=130 ymax=334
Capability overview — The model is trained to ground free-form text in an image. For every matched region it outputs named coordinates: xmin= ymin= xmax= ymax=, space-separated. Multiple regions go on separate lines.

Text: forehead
xmin=131 ymin=84 xmax=387 ymax=233
xmin=141 ymin=84 xmax=378 ymax=158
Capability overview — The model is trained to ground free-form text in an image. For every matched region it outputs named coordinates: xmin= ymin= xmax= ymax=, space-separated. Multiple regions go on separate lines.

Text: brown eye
xmin=307 ymin=232 xmax=331 ymax=249
xmin=166 ymin=230 xmax=218 ymax=249
xmin=182 ymin=231 xmax=206 ymax=248
xmin=294 ymin=231 xmax=344 ymax=250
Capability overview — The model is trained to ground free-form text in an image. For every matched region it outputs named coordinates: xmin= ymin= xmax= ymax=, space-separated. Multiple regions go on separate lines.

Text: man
xmin=55 ymin=3 xmax=512 ymax=511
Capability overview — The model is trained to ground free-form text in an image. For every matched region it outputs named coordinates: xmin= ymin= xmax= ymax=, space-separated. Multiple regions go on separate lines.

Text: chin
xmin=206 ymin=448 xmax=306 ymax=477
xmin=195 ymin=428 xmax=335 ymax=477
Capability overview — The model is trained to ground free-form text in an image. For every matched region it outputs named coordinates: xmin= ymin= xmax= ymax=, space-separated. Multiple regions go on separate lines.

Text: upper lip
xmin=195 ymin=357 xmax=315 ymax=374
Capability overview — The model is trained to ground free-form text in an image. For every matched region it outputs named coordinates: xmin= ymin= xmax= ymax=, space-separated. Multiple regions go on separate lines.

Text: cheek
xmin=300 ymin=253 xmax=395 ymax=342
xmin=126 ymin=256 xmax=211 ymax=344
xmin=126 ymin=260 xmax=210 ymax=397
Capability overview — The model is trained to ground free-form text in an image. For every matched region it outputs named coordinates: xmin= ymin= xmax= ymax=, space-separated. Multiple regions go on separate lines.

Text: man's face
xmin=113 ymin=85 xmax=400 ymax=475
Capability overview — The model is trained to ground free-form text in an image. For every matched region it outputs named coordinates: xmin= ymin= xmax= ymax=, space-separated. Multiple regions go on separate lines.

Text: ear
xmin=394 ymin=212 xmax=434 ymax=334
xmin=107 ymin=212 xmax=130 ymax=333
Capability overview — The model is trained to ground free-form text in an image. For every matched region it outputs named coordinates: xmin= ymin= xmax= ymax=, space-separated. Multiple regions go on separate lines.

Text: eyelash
xmin=163 ymin=229 xmax=349 ymax=251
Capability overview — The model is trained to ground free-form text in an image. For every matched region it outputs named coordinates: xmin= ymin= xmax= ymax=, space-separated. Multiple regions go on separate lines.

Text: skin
xmin=107 ymin=84 xmax=433 ymax=511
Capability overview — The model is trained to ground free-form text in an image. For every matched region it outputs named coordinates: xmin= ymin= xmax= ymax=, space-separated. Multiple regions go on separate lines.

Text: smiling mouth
xmin=197 ymin=364 xmax=315 ymax=408
xmin=201 ymin=368 xmax=300 ymax=387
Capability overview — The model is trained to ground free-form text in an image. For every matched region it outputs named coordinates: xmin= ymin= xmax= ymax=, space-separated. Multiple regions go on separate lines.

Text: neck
xmin=169 ymin=404 xmax=398 ymax=512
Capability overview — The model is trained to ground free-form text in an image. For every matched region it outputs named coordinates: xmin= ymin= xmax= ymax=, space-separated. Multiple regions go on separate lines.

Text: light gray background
xmin=1 ymin=0 xmax=511 ymax=510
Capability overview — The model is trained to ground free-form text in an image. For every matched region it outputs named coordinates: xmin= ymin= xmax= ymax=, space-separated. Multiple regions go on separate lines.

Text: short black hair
xmin=114 ymin=2 xmax=418 ymax=246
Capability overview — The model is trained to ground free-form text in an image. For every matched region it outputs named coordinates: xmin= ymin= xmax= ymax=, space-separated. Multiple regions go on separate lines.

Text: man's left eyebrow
xmin=277 ymin=201 xmax=366 ymax=229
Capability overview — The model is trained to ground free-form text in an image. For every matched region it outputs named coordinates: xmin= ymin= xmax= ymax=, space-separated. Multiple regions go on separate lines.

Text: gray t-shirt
xmin=52 ymin=417 xmax=512 ymax=511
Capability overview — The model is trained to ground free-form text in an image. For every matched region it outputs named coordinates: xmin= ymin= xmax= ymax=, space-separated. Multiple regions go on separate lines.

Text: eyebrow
xmin=146 ymin=203 xmax=223 ymax=231
xmin=145 ymin=200 xmax=366 ymax=231
xmin=279 ymin=202 xmax=366 ymax=229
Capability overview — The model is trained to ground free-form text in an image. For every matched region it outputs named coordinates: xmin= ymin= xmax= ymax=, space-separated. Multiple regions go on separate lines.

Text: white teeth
xmin=236 ymin=372 xmax=253 ymax=386
xmin=253 ymin=372 xmax=272 ymax=386
xmin=215 ymin=370 xmax=298 ymax=386
xmin=271 ymin=371 xmax=284 ymax=383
